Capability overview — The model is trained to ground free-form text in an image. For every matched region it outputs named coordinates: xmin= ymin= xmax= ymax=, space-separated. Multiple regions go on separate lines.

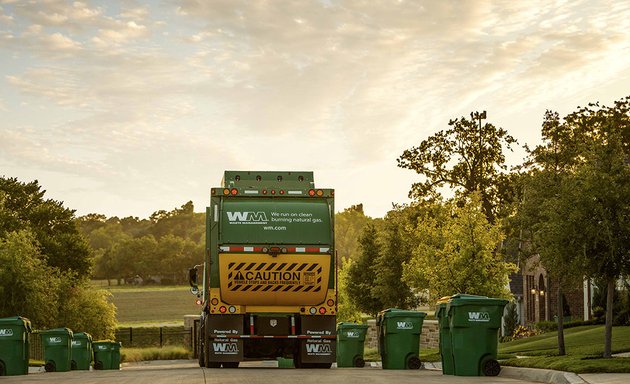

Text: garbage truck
xmin=189 ymin=171 xmax=336 ymax=368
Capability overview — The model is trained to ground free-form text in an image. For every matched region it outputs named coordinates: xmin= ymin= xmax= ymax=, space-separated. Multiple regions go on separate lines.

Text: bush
xmin=503 ymin=301 xmax=519 ymax=337
xmin=512 ymin=325 xmax=542 ymax=339
xmin=121 ymin=346 xmax=191 ymax=362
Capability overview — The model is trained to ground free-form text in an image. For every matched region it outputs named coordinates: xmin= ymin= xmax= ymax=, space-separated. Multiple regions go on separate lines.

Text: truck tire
xmin=198 ymin=340 xmax=204 ymax=367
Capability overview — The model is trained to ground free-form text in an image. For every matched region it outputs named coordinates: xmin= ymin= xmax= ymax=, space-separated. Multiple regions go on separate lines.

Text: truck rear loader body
xmin=190 ymin=171 xmax=336 ymax=368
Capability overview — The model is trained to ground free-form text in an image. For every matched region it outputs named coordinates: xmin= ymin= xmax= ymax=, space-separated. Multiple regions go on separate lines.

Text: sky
xmin=1 ymin=0 xmax=629 ymax=219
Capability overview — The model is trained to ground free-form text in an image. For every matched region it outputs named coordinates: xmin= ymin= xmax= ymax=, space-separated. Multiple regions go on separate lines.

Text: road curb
xmin=500 ymin=366 xmax=588 ymax=384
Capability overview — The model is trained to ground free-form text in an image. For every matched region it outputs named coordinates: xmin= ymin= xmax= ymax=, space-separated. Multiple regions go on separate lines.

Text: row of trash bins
xmin=0 ymin=317 xmax=121 ymax=376
xmin=336 ymin=293 xmax=508 ymax=376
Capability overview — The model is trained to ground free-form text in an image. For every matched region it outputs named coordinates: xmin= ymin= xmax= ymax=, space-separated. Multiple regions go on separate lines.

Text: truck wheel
xmin=198 ymin=342 xmax=204 ymax=367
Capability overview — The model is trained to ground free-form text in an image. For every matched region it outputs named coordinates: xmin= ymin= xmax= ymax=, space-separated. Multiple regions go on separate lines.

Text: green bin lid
xmin=73 ymin=332 xmax=92 ymax=341
xmin=0 ymin=316 xmax=32 ymax=332
xmin=40 ymin=327 xmax=73 ymax=337
xmin=337 ymin=322 xmax=368 ymax=330
xmin=447 ymin=293 xmax=508 ymax=307
xmin=379 ymin=308 xmax=426 ymax=319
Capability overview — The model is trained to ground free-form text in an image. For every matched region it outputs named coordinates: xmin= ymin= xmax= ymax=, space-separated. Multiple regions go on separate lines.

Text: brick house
xmin=517 ymin=254 xmax=593 ymax=325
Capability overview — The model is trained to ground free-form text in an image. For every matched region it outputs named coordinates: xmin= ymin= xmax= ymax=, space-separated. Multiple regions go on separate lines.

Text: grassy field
xmin=498 ymin=325 xmax=630 ymax=373
xmin=100 ymin=283 xmax=201 ymax=326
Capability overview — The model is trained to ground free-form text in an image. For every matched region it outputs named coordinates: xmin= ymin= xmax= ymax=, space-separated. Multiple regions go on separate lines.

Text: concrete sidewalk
xmin=424 ymin=361 xmax=630 ymax=384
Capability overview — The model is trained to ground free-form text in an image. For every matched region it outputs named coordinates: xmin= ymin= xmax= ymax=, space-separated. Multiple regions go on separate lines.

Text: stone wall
xmin=364 ymin=319 xmax=439 ymax=350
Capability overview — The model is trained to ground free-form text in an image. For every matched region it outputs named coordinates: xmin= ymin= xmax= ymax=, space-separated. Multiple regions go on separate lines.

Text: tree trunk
xmin=604 ymin=278 xmax=614 ymax=358
xmin=556 ymin=284 xmax=566 ymax=356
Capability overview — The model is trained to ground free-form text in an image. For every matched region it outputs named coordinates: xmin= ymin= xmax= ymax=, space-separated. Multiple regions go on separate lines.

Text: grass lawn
xmin=499 ymin=325 xmax=630 ymax=373
xmin=103 ymin=284 xmax=201 ymax=325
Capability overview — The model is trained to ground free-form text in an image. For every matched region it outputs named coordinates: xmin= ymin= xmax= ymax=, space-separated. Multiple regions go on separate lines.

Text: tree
xmin=516 ymin=110 xmax=585 ymax=355
xmin=372 ymin=206 xmax=419 ymax=310
xmin=565 ymin=106 xmax=630 ymax=357
xmin=403 ymin=193 xmax=517 ymax=302
xmin=346 ymin=223 xmax=385 ymax=317
xmin=0 ymin=229 xmax=63 ymax=328
xmin=398 ymin=111 xmax=517 ymax=223
xmin=519 ymin=96 xmax=630 ymax=357
xmin=0 ymin=177 xmax=92 ymax=277
xmin=335 ymin=204 xmax=372 ymax=266
xmin=336 ymin=259 xmax=363 ymax=323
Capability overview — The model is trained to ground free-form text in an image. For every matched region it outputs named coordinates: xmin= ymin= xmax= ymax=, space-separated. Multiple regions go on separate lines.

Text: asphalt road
xmin=0 ymin=360 xmax=544 ymax=384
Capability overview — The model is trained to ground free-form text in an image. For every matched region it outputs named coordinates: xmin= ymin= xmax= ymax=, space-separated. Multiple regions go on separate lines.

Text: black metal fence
xmin=115 ymin=326 xmax=193 ymax=348
xmin=28 ymin=326 xmax=194 ymax=361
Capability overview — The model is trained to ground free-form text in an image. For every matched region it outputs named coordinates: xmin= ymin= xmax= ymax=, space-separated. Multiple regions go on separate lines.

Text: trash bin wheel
xmin=407 ymin=356 xmax=422 ymax=370
xmin=0 ymin=360 xmax=5 ymax=376
xmin=44 ymin=361 xmax=56 ymax=372
xmin=222 ymin=362 xmax=239 ymax=368
xmin=482 ymin=358 xmax=501 ymax=376
xmin=94 ymin=361 xmax=103 ymax=370
xmin=207 ymin=361 xmax=221 ymax=368
xmin=71 ymin=360 xmax=77 ymax=370
xmin=353 ymin=357 xmax=365 ymax=368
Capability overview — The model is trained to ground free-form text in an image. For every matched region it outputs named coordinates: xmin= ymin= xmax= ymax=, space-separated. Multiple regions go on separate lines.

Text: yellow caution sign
xmin=219 ymin=253 xmax=330 ymax=306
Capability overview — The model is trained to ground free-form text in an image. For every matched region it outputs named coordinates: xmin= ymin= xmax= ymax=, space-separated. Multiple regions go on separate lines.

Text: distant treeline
xmin=77 ymin=202 xmax=205 ymax=285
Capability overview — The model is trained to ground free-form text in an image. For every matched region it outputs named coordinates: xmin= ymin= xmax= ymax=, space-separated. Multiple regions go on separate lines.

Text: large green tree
xmin=0 ymin=177 xmax=92 ymax=277
xmin=403 ymin=193 xmax=517 ymax=302
xmin=372 ymin=206 xmax=419 ymax=310
xmin=335 ymin=204 xmax=372 ymax=266
xmin=519 ymin=97 xmax=630 ymax=357
xmin=346 ymin=223 xmax=385 ymax=317
xmin=398 ymin=111 xmax=518 ymax=223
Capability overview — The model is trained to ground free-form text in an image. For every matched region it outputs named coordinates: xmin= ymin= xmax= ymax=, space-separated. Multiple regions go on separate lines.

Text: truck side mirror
xmin=189 ymin=267 xmax=198 ymax=287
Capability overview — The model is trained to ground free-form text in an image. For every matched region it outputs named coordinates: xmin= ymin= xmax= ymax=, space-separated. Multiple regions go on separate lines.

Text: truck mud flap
xmin=299 ymin=316 xmax=336 ymax=364
xmin=207 ymin=315 xmax=243 ymax=362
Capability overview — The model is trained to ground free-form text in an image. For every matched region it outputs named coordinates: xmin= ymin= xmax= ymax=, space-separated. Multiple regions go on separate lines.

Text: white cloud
xmin=0 ymin=0 xmax=629 ymax=218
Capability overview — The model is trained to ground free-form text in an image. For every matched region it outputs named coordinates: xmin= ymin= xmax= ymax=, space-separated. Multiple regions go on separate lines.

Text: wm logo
xmin=0 ymin=329 xmax=13 ymax=337
xmin=213 ymin=342 xmax=238 ymax=353
xmin=468 ymin=312 xmax=490 ymax=322
xmin=306 ymin=343 xmax=333 ymax=353
xmin=397 ymin=321 xmax=413 ymax=330
xmin=226 ymin=212 xmax=268 ymax=222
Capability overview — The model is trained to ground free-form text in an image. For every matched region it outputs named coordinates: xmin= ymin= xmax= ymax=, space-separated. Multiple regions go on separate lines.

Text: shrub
xmin=121 ymin=346 xmax=191 ymax=362
xmin=503 ymin=301 xmax=519 ymax=337
xmin=512 ymin=325 xmax=542 ymax=339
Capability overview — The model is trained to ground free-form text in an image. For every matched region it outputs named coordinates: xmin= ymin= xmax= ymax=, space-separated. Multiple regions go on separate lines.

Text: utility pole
xmin=470 ymin=110 xmax=487 ymax=190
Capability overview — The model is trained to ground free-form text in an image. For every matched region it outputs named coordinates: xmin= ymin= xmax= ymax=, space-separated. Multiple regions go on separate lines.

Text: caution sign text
xmin=227 ymin=261 xmax=322 ymax=293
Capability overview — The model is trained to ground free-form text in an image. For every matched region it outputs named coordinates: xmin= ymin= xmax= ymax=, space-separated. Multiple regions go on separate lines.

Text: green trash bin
xmin=436 ymin=296 xmax=454 ymax=375
xmin=92 ymin=341 xmax=113 ymax=370
xmin=71 ymin=332 xmax=92 ymax=370
xmin=377 ymin=309 xmax=426 ymax=370
xmin=0 ymin=316 xmax=32 ymax=376
xmin=110 ymin=341 xmax=121 ymax=370
xmin=41 ymin=328 xmax=73 ymax=372
xmin=336 ymin=322 xmax=369 ymax=368
xmin=447 ymin=294 xmax=508 ymax=376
